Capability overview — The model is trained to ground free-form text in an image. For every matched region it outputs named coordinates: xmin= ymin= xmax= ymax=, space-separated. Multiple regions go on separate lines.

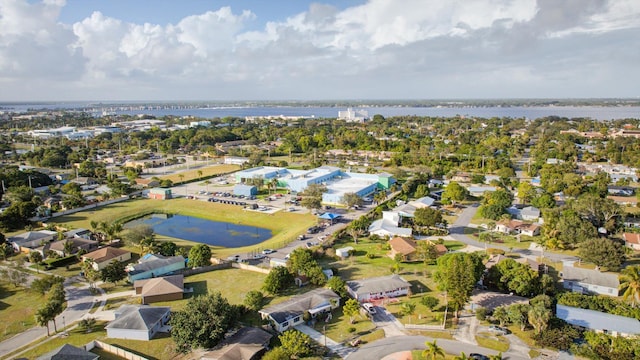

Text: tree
xmin=35 ymin=303 xmax=55 ymax=336
xmin=619 ymin=265 xmax=640 ymax=307
xmin=508 ymin=303 xmax=530 ymax=331
xmin=421 ymin=296 xmax=440 ymax=311
xmin=433 ymin=252 xmax=484 ymax=318
xmin=343 ymin=298 xmax=361 ymax=324
xmin=454 ymin=352 xmax=470 ymax=360
xmin=422 ymin=340 xmax=445 ymax=360
xmin=579 ymin=238 xmax=626 ymax=270
xmin=159 ymin=241 xmax=178 ymax=256
xmin=342 ymin=192 xmax=363 ymax=208
xmin=31 ymin=275 xmax=64 ymax=295
xmin=261 ymin=347 xmax=291 ymax=360
xmin=29 ymin=251 xmax=43 ymax=265
xmin=171 ymin=292 xmax=239 ymax=353
xmin=100 ymin=260 xmax=126 ymax=285
xmin=528 ymin=304 xmax=552 ymax=335
xmin=0 ymin=243 xmax=13 ymax=260
xmin=187 ymin=244 xmax=212 ymax=268
xmin=301 ymin=196 xmax=322 ymax=210
xmin=492 ymin=306 xmax=510 ymax=327
xmin=62 ymin=240 xmax=75 ymax=256
xmin=517 ymin=182 xmax=535 ymax=203
xmin=3 ymin=268 xmax=28 ymax=287
xmin=79 ymin=317 xmax=96 ymax=333
xmin=243 ymin=290 xmax=265 ymax=311
xmin=414 ymin=207 xmax=443 ymax=228
xmin=279 ymin=329 xmax=313 ymax=358
xmin=441 ymin=181 xmax=468 ymax=206
xmin=400 ymin=302 xmax=416 ymax=323
xmin=326 ymin=276 xmax=348 ymax=299
xmin=263 ymin=266 xmax=293 ymax=295
xmin=346 ymin=226 xmax=363 ymax=244
xmin=125 ymin=224 xmax=154 ymax=246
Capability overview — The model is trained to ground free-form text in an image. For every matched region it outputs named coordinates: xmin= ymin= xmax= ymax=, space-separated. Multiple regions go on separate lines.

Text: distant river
xmin=3 ymin=102 xmax=640 ymax=120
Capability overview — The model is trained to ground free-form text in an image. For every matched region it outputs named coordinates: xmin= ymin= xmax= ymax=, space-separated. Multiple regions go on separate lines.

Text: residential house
xmin=259 ymin=288 xmax=340 ymax=332
xmin=623 ymin=233 xmax=640 ymax=251
xmin=35 ymin=344 xmax=98 ymax=360
xmin=608 ymin=186 xmax=635 ymax=197
xmin=134 ymin=274 xmax=184 ymax=304
xmin=561 ymin=265 xmax=620 ymax=296
xmin=388 ymin=237 xmax=418 ymax=262
xmin=8 ymin=230 xmax=57 ymax=253
xmin=106 ymin=305 xmax=171 ymax=341
xmin=556 ymin=304 xmax=640 ymax=338
xmin=64 ymin=228 xmax=94 ymax=240
xmin=506 ymin=206 xmax=541 ymax=221
xmin=135 ymin=178 xmax=161 ymax=188
xmin=200 ymin=327 xmax=273 ymax=360
xmin=368 ymin=211 xmax=412 ymax=238
xmin=495 ymin=219 xmax=540 ymax=236
xmin=346 ymin=274 xmax=412 ymax=302
xmin=126 ymin=255 xmax=186 ymax=282
xmin=82 ymin=247 xmax=132 ymax=271
xmin=467 ymin=186 xmax=497 ymax=197
xmin=48 ymin=237 xmax=98 ymax=257
xmin=72 ymin=177 xmax=97 ymax=186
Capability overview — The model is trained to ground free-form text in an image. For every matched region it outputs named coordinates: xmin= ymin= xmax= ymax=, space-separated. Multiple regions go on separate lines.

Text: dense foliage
xmin=556 ymin=292 xmax=640 ymax=320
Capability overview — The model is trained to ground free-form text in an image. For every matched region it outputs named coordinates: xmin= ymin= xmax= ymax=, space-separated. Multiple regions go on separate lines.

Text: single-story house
xmin=259 ymin=288 xmax=340 ymax=332
xmin=200 ymin=327 xmax=273 ymax=360
xmin=148 ymin=187 xmax=172 ymax=200
xmin=106 ymin=305 xmax=171 ymax=341
xmin=466 ymin=185 xmax=497 ymax=197
xmin=269 ymin=258 xmax=288 ymax=267
xmin=336 ymin=246 xmax=354 ymax=258
xmin=64 ymin=228 xmax=93 ymax=240
xmin=233 ymin=184 xmax=257 ymax=197
xmin=607 ymin=186 xmax=635 ymax=197
xmin=495 ymin=219 xmax=540 ymax=236
xmin=346 ymin=274 xmax=412 ymax=302
xmin=82 ymin=247 xmax=132 ymax=271
xmin=35 ymin=344 xmax=99 ymax=360
xmin=368 ymin=211 xmax=413 ymax=238
xmin=135 ymin=178 xmax=161 ymax=188
xmin=623 ymin=233 xmax=640 ymax=251
xmin=556 ymin=304 xmax=640 ymax=337
xmin=8 ymin=230 xmax=57 ymax=253
xmin=388 ymin=237 xmax=418 ymax=262
xmin=48 ymin=237 xmax=98 ymax=257
xmin=134 ymin=274 xmax=184 ymax=304
xmin=126 ymin=255 xmax=186 ymax=282
xmin=561 ymin=265 xmax=620 ymax=296
xmin=507 ymin=206 xmax=541 ymax=221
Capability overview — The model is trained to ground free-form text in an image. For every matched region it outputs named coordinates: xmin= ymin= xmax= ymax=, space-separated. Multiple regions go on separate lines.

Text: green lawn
xmin=152 ymin=268 xmax=267 ymax=310
xmin=48 ymin=197 xmax=318 ymax=258
xmin=157 ymin=163 xmax=240 ymax=183
xmin=309 ymin=307 xmax=376 ymax=343
xmin=475 ymin=332 xmax=510 ymax=352
xmin=0 ymin=283 xmax=47 ymax=342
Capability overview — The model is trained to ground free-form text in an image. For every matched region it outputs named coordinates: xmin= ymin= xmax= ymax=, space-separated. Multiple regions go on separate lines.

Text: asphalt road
xmin=449 ymin=204 xmax=579 ymax=263
xmin=347 ymin=335 xmax=529 ymax=360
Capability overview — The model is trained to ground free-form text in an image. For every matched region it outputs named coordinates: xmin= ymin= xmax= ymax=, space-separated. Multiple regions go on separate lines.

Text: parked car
xmin=469 ymin=354 xmax=489 ymax=360
xmin=488 ymin=325 xmax=508 ymax=335
xmin=226 ymin=255 xmax=240 ymax=262
xmin=253 ymin=254 xmax=266 ymax=260
xmin=262 ymin=249 xmax=275 ymax=255
xmin=297 ymin=234 xmax=306 ymax=241
xmin=362 ymin=303 xmax=376 ymax=315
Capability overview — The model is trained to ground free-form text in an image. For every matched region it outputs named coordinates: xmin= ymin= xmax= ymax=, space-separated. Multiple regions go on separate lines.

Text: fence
xmin=181 ymin=262 xmax=231 ymax=276
xmin=86 ymin=340 xmax=149 ymax=360
xmin=231 ymin=262 xmax=271 ymax=274
xmin=404 ymin=323 xmax=446 ymax=330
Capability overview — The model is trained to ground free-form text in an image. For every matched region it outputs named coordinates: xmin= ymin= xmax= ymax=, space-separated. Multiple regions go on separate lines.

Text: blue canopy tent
xmin=319 ymin=212 xmax=342 ymax=224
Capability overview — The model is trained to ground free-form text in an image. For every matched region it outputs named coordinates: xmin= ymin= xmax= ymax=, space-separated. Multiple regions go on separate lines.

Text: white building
xmin=338 ymin=108 xmax=369 ymax=123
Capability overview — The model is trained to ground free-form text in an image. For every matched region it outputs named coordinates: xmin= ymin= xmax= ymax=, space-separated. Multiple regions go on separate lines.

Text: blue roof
xmin=556 ymin=304 xmax=640 ymax=335
xmin=319 ymin=213 xmax=341 ymax=220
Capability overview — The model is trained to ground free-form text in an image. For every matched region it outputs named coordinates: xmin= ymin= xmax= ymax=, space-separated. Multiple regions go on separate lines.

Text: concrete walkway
xmin=294 ymin=324 xmax=356 ymax=359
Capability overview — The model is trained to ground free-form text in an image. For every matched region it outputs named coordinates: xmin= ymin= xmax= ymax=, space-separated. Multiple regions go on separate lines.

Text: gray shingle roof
xmin=346 ymin=274 xmax=411 ymax=297
xmin=128 ymin=255 xmax=185 ymax=276
xmin=556 ymin=304 xmax=640 ymax=335
xmin=106 ymin=305 xmax=170 ymax=331
xmin=561 ymin=266 xmax=620 ymax=288
xmin=36 ymin=344 xmax=98 ymax=360
xmin=259 ymin=288 xmax=339 ymax=324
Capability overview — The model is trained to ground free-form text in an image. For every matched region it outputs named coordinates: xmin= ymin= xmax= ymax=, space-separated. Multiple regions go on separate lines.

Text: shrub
xmin=487 ymin=248 xmax=506 ymax=255
xmin=476 ymin=307 xmax=488 ymax=321
xmin=347 ymin=327 xmax=356 ymax=333
xmin=366 ymin=253 xmax=376 ymax=259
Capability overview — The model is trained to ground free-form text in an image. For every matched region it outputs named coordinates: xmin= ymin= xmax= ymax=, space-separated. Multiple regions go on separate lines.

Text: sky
xmin=0 ymin=0 xmax=639 ymax=101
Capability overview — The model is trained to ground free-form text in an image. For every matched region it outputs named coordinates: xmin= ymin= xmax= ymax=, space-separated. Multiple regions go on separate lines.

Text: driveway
xmin=371 ymin=305 xmax=406 ymax=338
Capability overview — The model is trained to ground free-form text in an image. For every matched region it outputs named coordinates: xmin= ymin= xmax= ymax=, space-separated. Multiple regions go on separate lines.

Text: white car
xmin=262 ymin=249 xmax=276 ymax=255
xmin=362 ymin=303 xmax=376 ymax=315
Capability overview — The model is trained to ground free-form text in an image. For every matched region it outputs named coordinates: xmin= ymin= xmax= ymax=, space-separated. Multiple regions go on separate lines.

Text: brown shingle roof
xmin=623 ymin=233 xmax=640 ymax=245
xmin=389 ymin=237 xmax=417 ymax=255
xmin=134 ymin=274 xmax=184 ymax=297
xmin=83 ymin=247 xmax=130 ymax=264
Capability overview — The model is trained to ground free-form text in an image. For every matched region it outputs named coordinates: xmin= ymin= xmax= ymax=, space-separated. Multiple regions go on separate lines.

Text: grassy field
xmin=157 ymin=163 xmax=240 ymax=183
xmin=49 ymin=197 xmax=318 ymax=258
xmin=152 ymin=268 xmax=267 ymax=310
xmin=475 ymin=332 xmax=510 ymax=352
xmin=0 ymin=282 xmax=47 ymax=343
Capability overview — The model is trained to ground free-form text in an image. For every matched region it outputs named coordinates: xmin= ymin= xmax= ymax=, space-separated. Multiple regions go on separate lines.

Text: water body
xmin=124 ymin=213 xmax=272 ymax=248
xmin=107 ymin=105 xmax=640 ymax=121
xmin=2 ymin=102 xmax=640 ymax=120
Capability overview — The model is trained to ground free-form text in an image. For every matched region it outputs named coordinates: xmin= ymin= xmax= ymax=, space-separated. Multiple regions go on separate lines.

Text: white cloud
xmin=0 ymin=0 xmax=639 ymax=100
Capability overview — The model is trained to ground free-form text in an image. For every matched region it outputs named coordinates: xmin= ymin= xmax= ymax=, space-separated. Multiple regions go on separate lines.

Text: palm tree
xmin=400 ymin=302 xmax=416 ymax=324
xmin=489 ymin=353 xmax=503 ymax=360
xmin=454 ymin=352 xmax=470 ymax=360
xmin=197 ymin=170 xmax=203 ymax=180
xmin=528 ymin=305 xmax=552 ymax=334
xmin=619 ymin=265 xmax=640 ymax=306
xmin=62 ymin=240 xmax=75 ymax=256
xmin=422 ymin=340 xmax=445 ymax=360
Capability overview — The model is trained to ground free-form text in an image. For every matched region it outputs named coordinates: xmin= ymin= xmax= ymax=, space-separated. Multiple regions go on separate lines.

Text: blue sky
xmin=1 ymin=0 xmax=639 ymax=101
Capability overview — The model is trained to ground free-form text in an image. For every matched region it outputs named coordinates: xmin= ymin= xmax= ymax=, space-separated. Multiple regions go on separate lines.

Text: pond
xmin=124 ymin=213 xmax=273 ymax=247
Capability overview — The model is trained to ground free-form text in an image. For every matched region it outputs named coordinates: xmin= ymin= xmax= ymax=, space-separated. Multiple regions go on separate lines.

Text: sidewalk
xmin=294 ymin=324 xmax=356 ymax=359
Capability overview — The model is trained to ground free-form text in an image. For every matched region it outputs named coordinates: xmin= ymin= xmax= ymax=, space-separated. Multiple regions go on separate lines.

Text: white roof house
xmin=556 ymin=304 xmax=640 ymax=337
xmin=346 ymin=274 xmax=412 ymax=302
xmin=368 ymin=219 xmax=412 ymax=238
xmin=561 ymin=265 xmax=620 ymax=296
